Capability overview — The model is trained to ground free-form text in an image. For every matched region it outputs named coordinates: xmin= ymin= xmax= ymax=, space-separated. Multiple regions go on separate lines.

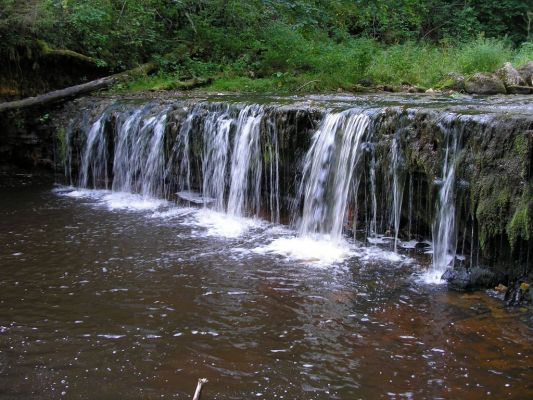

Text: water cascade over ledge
xmin=62 ymin=95 xmax=533 ymax=279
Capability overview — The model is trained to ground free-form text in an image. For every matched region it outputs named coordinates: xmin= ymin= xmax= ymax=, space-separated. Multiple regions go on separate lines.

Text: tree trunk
xmin=0 ymin=63 xmax=156 ymax=113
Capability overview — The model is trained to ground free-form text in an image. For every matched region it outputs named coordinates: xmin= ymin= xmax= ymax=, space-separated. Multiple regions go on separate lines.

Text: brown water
xmin=1 ymin=175 xmax=532 ymax=399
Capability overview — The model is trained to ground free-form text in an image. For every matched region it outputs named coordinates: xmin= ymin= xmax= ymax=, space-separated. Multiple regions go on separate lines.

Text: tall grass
xmin=454 ymin=37 xmax=513 ymax=74
xmin=124 ymin=36 xmax=531 ymax=94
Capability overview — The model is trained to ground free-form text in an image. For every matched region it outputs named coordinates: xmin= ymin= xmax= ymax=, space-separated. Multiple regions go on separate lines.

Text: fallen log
xmin=0 ymin=62 xmax=156 ymax=113
xmin=36 ymin=40 xmax=101 ymax=67
xmin=150 ymin=76 xmax=215 ymax=91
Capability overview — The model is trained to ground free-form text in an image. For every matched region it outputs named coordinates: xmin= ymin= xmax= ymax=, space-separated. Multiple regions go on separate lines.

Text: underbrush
xmin=121 ymin=36 xmax=532 ymax=94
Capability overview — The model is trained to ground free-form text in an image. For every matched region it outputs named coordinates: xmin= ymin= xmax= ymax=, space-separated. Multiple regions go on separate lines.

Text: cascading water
xmin=368 ymin=151 xmax=378 ymax=238
xmin=79 ymin=115 xmax=109 ymax=189
xmin=390 ymin=136 xmax=405 ymax=252
xmin=200 ymin=107 xmax=232 ymax=210
xmin=68 ymin=102 xmax=279 ymax=222
xmin=265 ymin=119 xmax=280 ymax=224
xmin=169 ymin=111 xmax=195 ymax=198
xmin=427 ymin=129 xmax=460 ymax=282
xmin=298 ymin=110 xmax=369 ymax=240
xmin=112 ymin=107 xmax=169 ymax=198
xmin=227 ymin=105 xmax=264 ymax=217
xmin=63 ymin=97 xmax=525 ymax=276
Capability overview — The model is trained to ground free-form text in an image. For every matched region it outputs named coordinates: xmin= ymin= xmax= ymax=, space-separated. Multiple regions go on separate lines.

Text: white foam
xmin=399 ymin=239 xmax=419 ymax=249
xmin=56 ymin=187 xmax=110 ymax=200
xmin=54 ymin=186 xmax=167 ymax=211
xmin=189 ymin=209 xmax=263 ymax=238
xmin=101 ymin=192 xmax=167 ymax=211
xmin=418 ymin=268 xmax=447 ymax=285
xmin=150 ymin=207 xmax=195 ymax=220
xmin=367 ymin=235 xmax=393 ymax=245
xmin=253 ymin=235 xmax=354 ymax=266
xmin=355 ymin=246 xmax=404 ymax=263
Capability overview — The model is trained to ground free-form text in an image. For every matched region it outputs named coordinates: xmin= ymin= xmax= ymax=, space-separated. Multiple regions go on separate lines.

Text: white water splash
xmin=189 ymin=209 xmax=264 ymax=238
xmin=254 ymin=235 xmax=354 ymax=266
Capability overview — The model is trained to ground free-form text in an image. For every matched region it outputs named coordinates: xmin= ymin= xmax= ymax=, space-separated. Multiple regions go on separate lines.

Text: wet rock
xmin=465 ymin=73 xmax=506 ymax=95
xmin=406 ymin=85 xmax=426 ymax=93
xmin=506 ymin=85 xmax=533 ymax=95
xmin=517 ymin=61 xmax=533 ymax=86
xmin=351 ymin=84 xmax=371 ymax=93
xmin=497 ymin=62 xmax=527 ymax=88
xmin=438 ymin=72 xmax=466 ymax=91
xmin=504 ymin=277 xmax=532 ymax=307
xmin=495 ymin=283 xmax=507 ymax=293
xmin=382 ymin=85 xmax=398 ymax=93
xmin=442 ymin=267 xmax=497 ymax=291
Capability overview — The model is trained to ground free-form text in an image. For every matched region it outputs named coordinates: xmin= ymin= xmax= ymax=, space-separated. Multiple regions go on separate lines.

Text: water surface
xmin=1 ymin=175 xmax=531 ymax=399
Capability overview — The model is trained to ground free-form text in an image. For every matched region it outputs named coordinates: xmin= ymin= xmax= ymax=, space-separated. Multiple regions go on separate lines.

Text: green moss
xmin=56 ymin=127 xmax=67 ymax=164
xmin=506 ymin=195 xmax=532 ymax=248
xmin=35 ymin=40 xmax=101 ymax=66
xmin=514 ymin=134 xmax=528 ymax=157
xmin=474 ymin=175 xmax=512 ymax=249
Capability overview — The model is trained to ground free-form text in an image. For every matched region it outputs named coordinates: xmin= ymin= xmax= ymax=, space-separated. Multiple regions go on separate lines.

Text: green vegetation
xmin=1 ymin=0 xmax=532 ymax=93
xmin=55 ymin=126 xmax=67 ymax=164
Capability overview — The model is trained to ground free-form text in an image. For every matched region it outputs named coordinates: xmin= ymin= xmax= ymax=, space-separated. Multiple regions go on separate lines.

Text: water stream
xmin=0 ymin=174 xmax=531 ymax=399
xmin=2 ymin=94 xmax=531 ymax=399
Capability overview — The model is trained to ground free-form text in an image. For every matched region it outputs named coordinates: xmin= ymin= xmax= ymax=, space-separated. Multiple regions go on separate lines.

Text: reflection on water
xmin=0 ymin=177 xmax=531 ymax=399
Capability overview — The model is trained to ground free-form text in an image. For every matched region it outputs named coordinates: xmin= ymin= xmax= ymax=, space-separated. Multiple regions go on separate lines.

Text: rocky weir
xmin=4 ymin=93 xmax=533 ymax=289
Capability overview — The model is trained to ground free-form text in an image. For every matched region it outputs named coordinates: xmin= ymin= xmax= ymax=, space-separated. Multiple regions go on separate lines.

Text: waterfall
xmin=200 ymin=106 xmax=232 ymax=210
xmin=390 ymin=136 xmax=405 ymax=251
xmin=227 ymin=105 xmax=264 ymax=216
xmin=429 ymin=130 xmax=459 ymax=280
xmin=79 ymin=115 xmax=109 ymax=189
xmin=171 ymin=111 xmax=195 ymax=196
xmin=111 ymin=106 xmax=169 ymax=198
xmin=298 ymin=110 xmax=369 ymax=240
xmin=266 ymin=119 xmax=280 ymax=224
xmin=368 ymin=151 xmax=378 ymax=238
xmin=68 ymin=101 xmax=279 ymax=221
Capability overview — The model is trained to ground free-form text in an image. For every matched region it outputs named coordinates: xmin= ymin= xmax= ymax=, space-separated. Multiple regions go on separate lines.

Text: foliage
xmin=455 ymin=37 xmax=513 ymax=75
xmin=1 ymin=0 xmax=532 ymax=92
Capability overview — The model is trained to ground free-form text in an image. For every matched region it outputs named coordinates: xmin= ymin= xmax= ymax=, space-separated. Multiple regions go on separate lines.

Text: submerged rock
xmin=442 ymin=267 xmax=498 ymax=291
xmin=465 ymin=73 xmax=506 ymax=95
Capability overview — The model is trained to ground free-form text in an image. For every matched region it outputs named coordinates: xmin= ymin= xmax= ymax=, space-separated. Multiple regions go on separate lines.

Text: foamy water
xmin=54 ymin=186 xmax=416 ymax=270
xmin=101 ymin=192 xmax=168 ymax=210
xmin=417 ymin=268 xmax=447 ymax=285
xmin=253 ymin=235 xmax=354 ymax=266
xmin=54 ymin=186 xmax=167 ymax=211
xmin=187 ymin=208 xmax=265 ymax=238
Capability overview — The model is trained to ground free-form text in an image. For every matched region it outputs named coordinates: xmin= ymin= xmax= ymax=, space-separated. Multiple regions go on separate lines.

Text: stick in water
xmin=192 ymin=378 xmax=208 ymax=400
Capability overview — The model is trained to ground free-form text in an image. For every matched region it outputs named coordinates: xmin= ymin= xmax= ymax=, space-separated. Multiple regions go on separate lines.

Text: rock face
xmin=517 ymin=61 xmax=533 ymax=86
xmin=497 ymin=62 xmax=526 ymax=86
xmin=465 ymin=73 xmax=507 ymax=95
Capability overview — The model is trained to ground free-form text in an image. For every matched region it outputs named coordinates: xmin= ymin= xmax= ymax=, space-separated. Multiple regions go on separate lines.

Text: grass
xmin=118 ymin=37 xmax=533 ymax=94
